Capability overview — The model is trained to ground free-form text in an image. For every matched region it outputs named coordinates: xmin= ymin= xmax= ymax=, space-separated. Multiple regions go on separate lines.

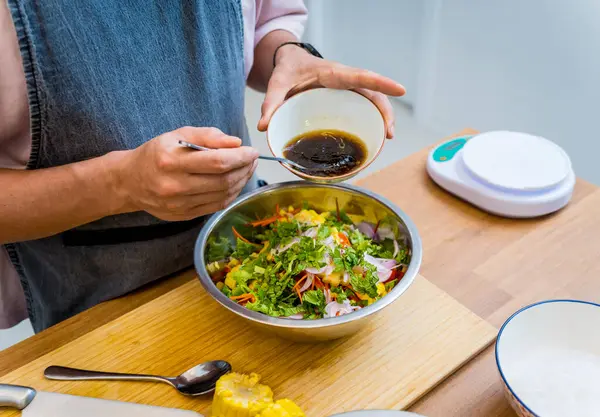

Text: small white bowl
xmin=496 ymin=300 xmax=600 ymax=417
xmin=266 ymin=88 xmax=386 ymax=183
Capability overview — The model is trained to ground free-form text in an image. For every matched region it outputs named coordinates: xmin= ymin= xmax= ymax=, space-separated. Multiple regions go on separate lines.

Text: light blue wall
xmin=305 ymin=0 xmax=600 ymax=185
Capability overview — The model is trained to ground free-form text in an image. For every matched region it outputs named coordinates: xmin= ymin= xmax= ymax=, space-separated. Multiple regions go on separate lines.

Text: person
xmin=0 ymin=0 xmax=406 ymax=333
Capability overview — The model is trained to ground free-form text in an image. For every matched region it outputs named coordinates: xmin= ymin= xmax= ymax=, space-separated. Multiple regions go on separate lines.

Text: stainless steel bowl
xmin=194 ymin=181 xmax=422 ymax=342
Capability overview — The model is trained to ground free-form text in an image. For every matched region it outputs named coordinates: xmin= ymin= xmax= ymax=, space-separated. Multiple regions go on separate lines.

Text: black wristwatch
xmin=273 ymin=42 xmax=323 ymax=67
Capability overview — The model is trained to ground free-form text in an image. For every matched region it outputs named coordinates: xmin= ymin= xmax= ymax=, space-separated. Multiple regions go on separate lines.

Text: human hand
xmin=257 ymin=46 xmax=406 ymax=139
xmin=116 ymin=127 xmax=258 ymax=221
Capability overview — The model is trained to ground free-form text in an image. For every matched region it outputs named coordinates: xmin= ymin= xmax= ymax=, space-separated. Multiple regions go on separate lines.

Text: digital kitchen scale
xmin=426 ymin=131 xmax=575 ymax=218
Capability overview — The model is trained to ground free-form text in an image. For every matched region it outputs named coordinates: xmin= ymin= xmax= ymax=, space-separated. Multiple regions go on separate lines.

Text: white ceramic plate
xmin=329 ymin=412 xmax=425 ymax=417
xmin=266 ymin=88 xmax=386 ymax=183
xmin=496 ymin=300 xmax=600 ymax=417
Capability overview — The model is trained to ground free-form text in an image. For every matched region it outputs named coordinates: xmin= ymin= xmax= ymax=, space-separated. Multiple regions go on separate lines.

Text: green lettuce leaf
xmin=206 ymin=236 xmax=232 ymax=263
xmin=302 ymin=290 xmax=326 ymax=308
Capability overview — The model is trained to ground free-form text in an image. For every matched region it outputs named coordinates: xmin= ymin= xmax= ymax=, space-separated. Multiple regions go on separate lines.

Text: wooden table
xmin=2 ymin=129 xmax=599 ymax=416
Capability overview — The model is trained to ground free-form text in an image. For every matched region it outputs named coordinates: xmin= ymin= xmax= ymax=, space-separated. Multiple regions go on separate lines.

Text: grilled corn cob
xmin=212 ymin=372 xmax=274 ymax=417
xmin=256 ymin=399 xmax=305 ymax=417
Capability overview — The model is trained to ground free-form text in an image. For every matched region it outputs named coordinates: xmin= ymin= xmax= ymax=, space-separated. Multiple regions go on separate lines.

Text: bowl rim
xmin=495 ymin=299 xmax=600 ymax=417
xmin=328 ymin=411 xmax=425 ymax=416
xmin=194 ymin=181 xmax=423 ymax=329
xmin=265 ymin=88 xmax=387 ymax=182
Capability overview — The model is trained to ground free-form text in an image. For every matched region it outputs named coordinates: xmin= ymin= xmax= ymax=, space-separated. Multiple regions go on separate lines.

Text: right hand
xmin=115 ymin=126 xmax=259 ymax=221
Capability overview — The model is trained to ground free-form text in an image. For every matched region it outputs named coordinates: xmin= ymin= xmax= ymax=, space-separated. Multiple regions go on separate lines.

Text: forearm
xmin=247 ymin=29 xmax=306 ymax=92
xmin=0 ymin=152 xmax=129 ymax=244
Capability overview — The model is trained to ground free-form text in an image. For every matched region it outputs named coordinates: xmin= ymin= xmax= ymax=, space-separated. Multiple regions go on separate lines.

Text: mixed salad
xmin=206 ymin=203 xmax=410 ymax=320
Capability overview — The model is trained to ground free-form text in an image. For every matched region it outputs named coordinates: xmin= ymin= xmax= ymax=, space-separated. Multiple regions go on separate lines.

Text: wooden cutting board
xmin=0 ymin=275 xmax=496 ymax=417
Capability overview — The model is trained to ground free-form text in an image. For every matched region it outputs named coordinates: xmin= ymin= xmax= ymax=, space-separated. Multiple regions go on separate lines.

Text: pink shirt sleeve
xmin=254 ymin=0 xmax=308 ymax=47
xmin=0 ymin=1 xmax=29 ymax=329
xmin=242 ymin=0 xmax=308 ymax=78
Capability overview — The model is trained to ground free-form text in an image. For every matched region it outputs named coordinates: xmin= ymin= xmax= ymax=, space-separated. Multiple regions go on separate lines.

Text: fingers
xmin=180 ymin=160 xmax=257 ymax=194
xmin=258 ymin=75 xmax=291 ymax=132
xmin=157 ymin=160 xmax=258 ymax=220
xmin=169 ymin=171 xmax=248 ymax=210
xmin=174 ymin=126 xmax=242 ymax=149
xmin=257 ymin=61 xmax=405 ymax=133
xmin=317 ymin=65 xmax=406 ymax=97
xmin=179 ymin=146 xmax=259 ymax=174
xmin=189 ymin=164 xmax=253 ymax=206
xmin=354 ymin=88 xmax=396 ymax=139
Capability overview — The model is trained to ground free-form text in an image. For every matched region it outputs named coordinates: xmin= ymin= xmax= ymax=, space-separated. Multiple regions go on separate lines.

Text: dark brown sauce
xmin=283 ymin=129 xmax=367 ymax=177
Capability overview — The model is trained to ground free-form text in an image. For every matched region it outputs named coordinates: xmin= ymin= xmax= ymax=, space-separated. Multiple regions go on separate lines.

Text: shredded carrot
xmin=313 ymin=275 xmax=324 ymax=289
xmin=293 ymin=274 xmax=308 ymax=289
xmin=249 ymin=215 xmax=281 ymax=227
xmin=230 ymin=293 xmax=256 ymax=304
xmin=231 ymin=226 xmax=247 ymax=242
xmin=230 ymin=293 xmax=250 ymax=300
xmin=232 ymin=226 xmax=258 ymax=246
xmin=338 ymin=232 xmax=351 ymax=247
xmin=275 ymin=204 xmax=280 ymax=215
xmin=374 ymin=219 xmax=381 ymax=234
xmin=293 ymin=274 xmax=308 ymax=301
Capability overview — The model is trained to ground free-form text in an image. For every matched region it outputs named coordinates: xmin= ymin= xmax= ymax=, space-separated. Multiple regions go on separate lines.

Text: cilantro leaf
xmin=232 ymin=238 xmax=258 ymax=259
xmin=350 ymin=269 xmax=378 ymax=298
xmin=317 ymin=225 xmax=331 ymax=241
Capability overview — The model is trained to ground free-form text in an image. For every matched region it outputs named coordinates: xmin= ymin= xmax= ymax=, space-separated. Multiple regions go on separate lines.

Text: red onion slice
xmin=364 ymin=253 xmax=397 ymax=282
xmin=271 ymin=237 xmax=300 ymax=255
xmin=322 ymin=235 xmax=336 ymax=251
xmin=303 ymin=227 xmax=318 ymax=239
xmin=324 ymin=300 xmax=355 ymax=318
xmin=357 ymin=222 xmax=376 ymax=239
xmin=306 ymin=253 xmax=334 ymax=275
xmin=298 ymin=274 xmax=314 ymax=293
xmin=307 ymin=263 xmax=335 ymax=276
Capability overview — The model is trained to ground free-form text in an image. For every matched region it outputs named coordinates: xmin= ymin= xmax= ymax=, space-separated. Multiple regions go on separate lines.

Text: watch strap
xmin=273 ymin=42 xmax=323 ymax=67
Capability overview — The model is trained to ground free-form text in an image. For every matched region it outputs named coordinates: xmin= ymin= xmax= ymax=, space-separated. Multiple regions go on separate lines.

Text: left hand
xmin=257 ymin=45 xmax=406 ymax=139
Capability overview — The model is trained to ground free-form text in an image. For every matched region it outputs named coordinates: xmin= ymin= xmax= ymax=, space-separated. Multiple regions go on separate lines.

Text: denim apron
xmin=6 ymin=0 xmax=257 ymax=332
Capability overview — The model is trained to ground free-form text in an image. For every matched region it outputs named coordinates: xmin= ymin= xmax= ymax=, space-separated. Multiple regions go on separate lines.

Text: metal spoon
xmin=178 ymin=139 xmax=317 ymax=172
xmin=44 ymin=360 xmax=231 ymax=396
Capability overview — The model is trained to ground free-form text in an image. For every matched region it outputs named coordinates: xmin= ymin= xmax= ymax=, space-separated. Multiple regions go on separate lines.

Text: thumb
xmin=177 ymin=126 xmax=242 ymax=149
xmin=257 ymin=85 xmax=289 ymax=132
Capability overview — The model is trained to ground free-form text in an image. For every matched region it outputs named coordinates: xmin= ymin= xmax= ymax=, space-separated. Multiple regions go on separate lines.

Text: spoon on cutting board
xmin=177 ymin=139 xmax=320 ymax=173
xmin=44 ymin=360 xmax=231 ymax=396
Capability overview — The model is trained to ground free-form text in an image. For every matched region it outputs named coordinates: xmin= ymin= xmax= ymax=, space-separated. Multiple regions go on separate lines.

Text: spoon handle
xmin=178 ymin=139 xmax=310 ymax=171
xmin=177 ymin=140 xmax=211 ymax=152
xmin=255 ymin=154 xmax=294 ymax=164
xmin=44 ymin=365 xmax=170 ymax=384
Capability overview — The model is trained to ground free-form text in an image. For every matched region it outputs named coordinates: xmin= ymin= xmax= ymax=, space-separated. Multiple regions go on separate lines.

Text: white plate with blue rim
xmin=496 ymin=299 xmax=600 ymax=417
xmin=330 ymin=412 xmax=425 ymax=416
